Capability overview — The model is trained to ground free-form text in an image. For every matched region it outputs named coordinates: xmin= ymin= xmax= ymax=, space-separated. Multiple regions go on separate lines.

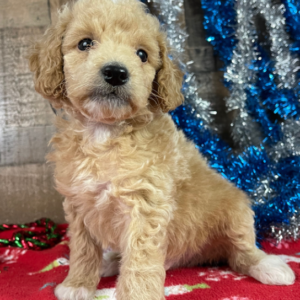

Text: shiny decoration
xmin=184 ymin=0 xmax=300 ymax=242
xmin=150 ymin=0 xmax=215 ymax=126
xmin=283 ymin=0 xmax=300 ymax=56
xmin=202 ymin=0 xmax=300 ymax=148
xmin=224 ymin=0 xmax=264 ymax=148
xmin=0 ymin=218 xmax=66 ymax=250
xmin=255 ymin=0 xmax=298 ymax=89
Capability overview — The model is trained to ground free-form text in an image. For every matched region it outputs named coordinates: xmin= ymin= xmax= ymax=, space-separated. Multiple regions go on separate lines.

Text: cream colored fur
xmin=28 ymin=0 xmax=295 ymax=299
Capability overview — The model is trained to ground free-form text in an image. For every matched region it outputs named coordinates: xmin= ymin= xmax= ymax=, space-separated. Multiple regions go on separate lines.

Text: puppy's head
xmin=29 ymin=0 xmax=183 ymax=124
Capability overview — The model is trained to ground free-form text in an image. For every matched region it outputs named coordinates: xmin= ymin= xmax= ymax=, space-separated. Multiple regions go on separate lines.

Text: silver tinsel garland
xmin=225 ymin=0 xmax=264 ymax=148
xmin=223 ymin=0 xmax=300 ymax=160
xmin=255 ymin=0 xmax=299 ymax=89
xmin=149 ymin=0 xmax=215 ymax=126
xmin=270 ymin=214 xmax=300 ymax=244
xmin=255 ymin=0 xmax=300 ymax=161
xmin=269 ymin=120 xmax=300 ymax=161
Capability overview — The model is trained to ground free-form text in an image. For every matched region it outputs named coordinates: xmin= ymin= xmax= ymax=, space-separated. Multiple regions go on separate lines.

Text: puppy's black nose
xmin=101 ymin=65 xmax=129 ymax=86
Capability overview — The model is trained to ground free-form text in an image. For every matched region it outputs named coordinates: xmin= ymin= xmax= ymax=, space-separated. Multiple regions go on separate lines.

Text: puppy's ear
xmin=28 ymin=6 xmax=71 ymax=109
xmin=155 ymin=32 xmax=184 ymax=112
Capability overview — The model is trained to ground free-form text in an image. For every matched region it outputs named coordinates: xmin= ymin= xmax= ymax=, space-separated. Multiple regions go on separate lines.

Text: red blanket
xmin=0 ymin=225 xmax=299 ymax=300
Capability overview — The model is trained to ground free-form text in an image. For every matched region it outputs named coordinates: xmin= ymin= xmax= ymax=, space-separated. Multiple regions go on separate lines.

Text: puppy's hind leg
xmin=226 ymin=204 xmax=295 ymax=286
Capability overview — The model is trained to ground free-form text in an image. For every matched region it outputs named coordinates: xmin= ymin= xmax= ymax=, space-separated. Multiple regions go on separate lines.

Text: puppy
xmin=29 ymin=0 xmax=295 ymax=299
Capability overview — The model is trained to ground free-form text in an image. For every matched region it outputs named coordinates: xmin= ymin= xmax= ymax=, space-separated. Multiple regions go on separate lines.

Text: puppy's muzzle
xmin=101 ymin=64 xmax=129 ymax=87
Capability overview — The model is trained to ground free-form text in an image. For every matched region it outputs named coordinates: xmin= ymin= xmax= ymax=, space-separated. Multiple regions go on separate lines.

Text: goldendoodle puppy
xmin=29 ymin=0 xmax=295 ymax=299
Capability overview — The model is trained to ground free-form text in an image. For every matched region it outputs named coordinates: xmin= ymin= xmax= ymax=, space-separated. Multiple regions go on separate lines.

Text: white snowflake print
xmin=0 ymin=249 xmax=26 ymax=264
xmin=199 ymin=267 xmax=247 ymax=281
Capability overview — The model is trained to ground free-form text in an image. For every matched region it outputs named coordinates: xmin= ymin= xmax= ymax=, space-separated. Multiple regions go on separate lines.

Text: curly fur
xmin=29 ymin=0 xmax=295 ymax=299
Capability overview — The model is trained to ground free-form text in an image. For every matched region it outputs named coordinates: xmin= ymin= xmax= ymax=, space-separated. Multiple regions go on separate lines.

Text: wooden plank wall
xmin=0 ymin=0 xmax=229 ymax=223
xmin=0 ymin=0 xmax=67 ymax=223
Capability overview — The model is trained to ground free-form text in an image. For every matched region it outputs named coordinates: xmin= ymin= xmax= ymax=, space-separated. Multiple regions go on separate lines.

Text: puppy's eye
xmin=136 ymin=49 xmax=148 ymax=62
xmin=78 ymin=39 xmax=94 ymax=51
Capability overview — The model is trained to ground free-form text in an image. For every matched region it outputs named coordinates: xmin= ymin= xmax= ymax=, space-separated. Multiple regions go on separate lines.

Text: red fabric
xmin=0 ymin=225 xmax=299 ymax=300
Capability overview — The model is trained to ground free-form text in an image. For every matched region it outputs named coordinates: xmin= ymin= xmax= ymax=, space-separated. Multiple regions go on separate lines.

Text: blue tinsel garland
xmin=283 ymin=0 xmax=300 ymax=56
xmin=202 ymin=0 xmax=300 ymax=141
xmin=202 ymin=0 xmax=237 ymax=68
xmin=170 ymin=0 xmax=300 ymax=241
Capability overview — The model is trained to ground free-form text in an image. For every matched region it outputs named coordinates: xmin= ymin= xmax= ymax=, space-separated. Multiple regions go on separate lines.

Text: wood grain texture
xmin=0 ymin=0 xmax=50 ymax=29
xmin=49 ymin=0 xmax=69 ymax=23
xmin=0 ymin=125 xmax=55 ymax=166
xmin=0 ymin=27 xmax=54 ymax=128
xmin=0 ymin=163 xmax=64 ymax=224
xmin=0 ymin=0 xmax=64 ymax=223
xmin=0 ymin=0 xmax=55 ymax=168
xmin=0 ymin=0 xmax=55 ymax=167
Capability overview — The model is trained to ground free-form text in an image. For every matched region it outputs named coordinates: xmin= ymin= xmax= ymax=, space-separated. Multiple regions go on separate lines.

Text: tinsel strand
xmin=150 ymin=0 xmax=215 ymax=126
xmin=254 ymin=0 xmax=300 ymax=159
xmin=261 ymin=0 xmax=300 ymax=161
xmin=0 ymin=218 xmax=66 ymax=250
xmin=225 ymin=0 xmax=264 ymax=148
xmin=282 ymin=0 xmax=300 ymax=57
xmin=255 ymin=0 xmax=298 ymax=89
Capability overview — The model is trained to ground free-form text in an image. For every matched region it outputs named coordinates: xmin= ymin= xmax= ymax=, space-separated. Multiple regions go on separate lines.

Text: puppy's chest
xmin=65 ymin=175 xmax=130 ymax=248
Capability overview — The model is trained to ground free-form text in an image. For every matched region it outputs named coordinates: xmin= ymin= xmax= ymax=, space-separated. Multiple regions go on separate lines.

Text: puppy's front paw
xmin=54 ymin=284 xmax=95 ymax=300
xmin=249 ymin=255 xmax=295 ymax=285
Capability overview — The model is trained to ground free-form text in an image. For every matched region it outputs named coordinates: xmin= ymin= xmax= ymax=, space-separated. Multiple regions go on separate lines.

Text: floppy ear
xmin=154 ymin=32 xmax=184 ymax=112
xmin=28 ymin=5 xmax=71 ymax=109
